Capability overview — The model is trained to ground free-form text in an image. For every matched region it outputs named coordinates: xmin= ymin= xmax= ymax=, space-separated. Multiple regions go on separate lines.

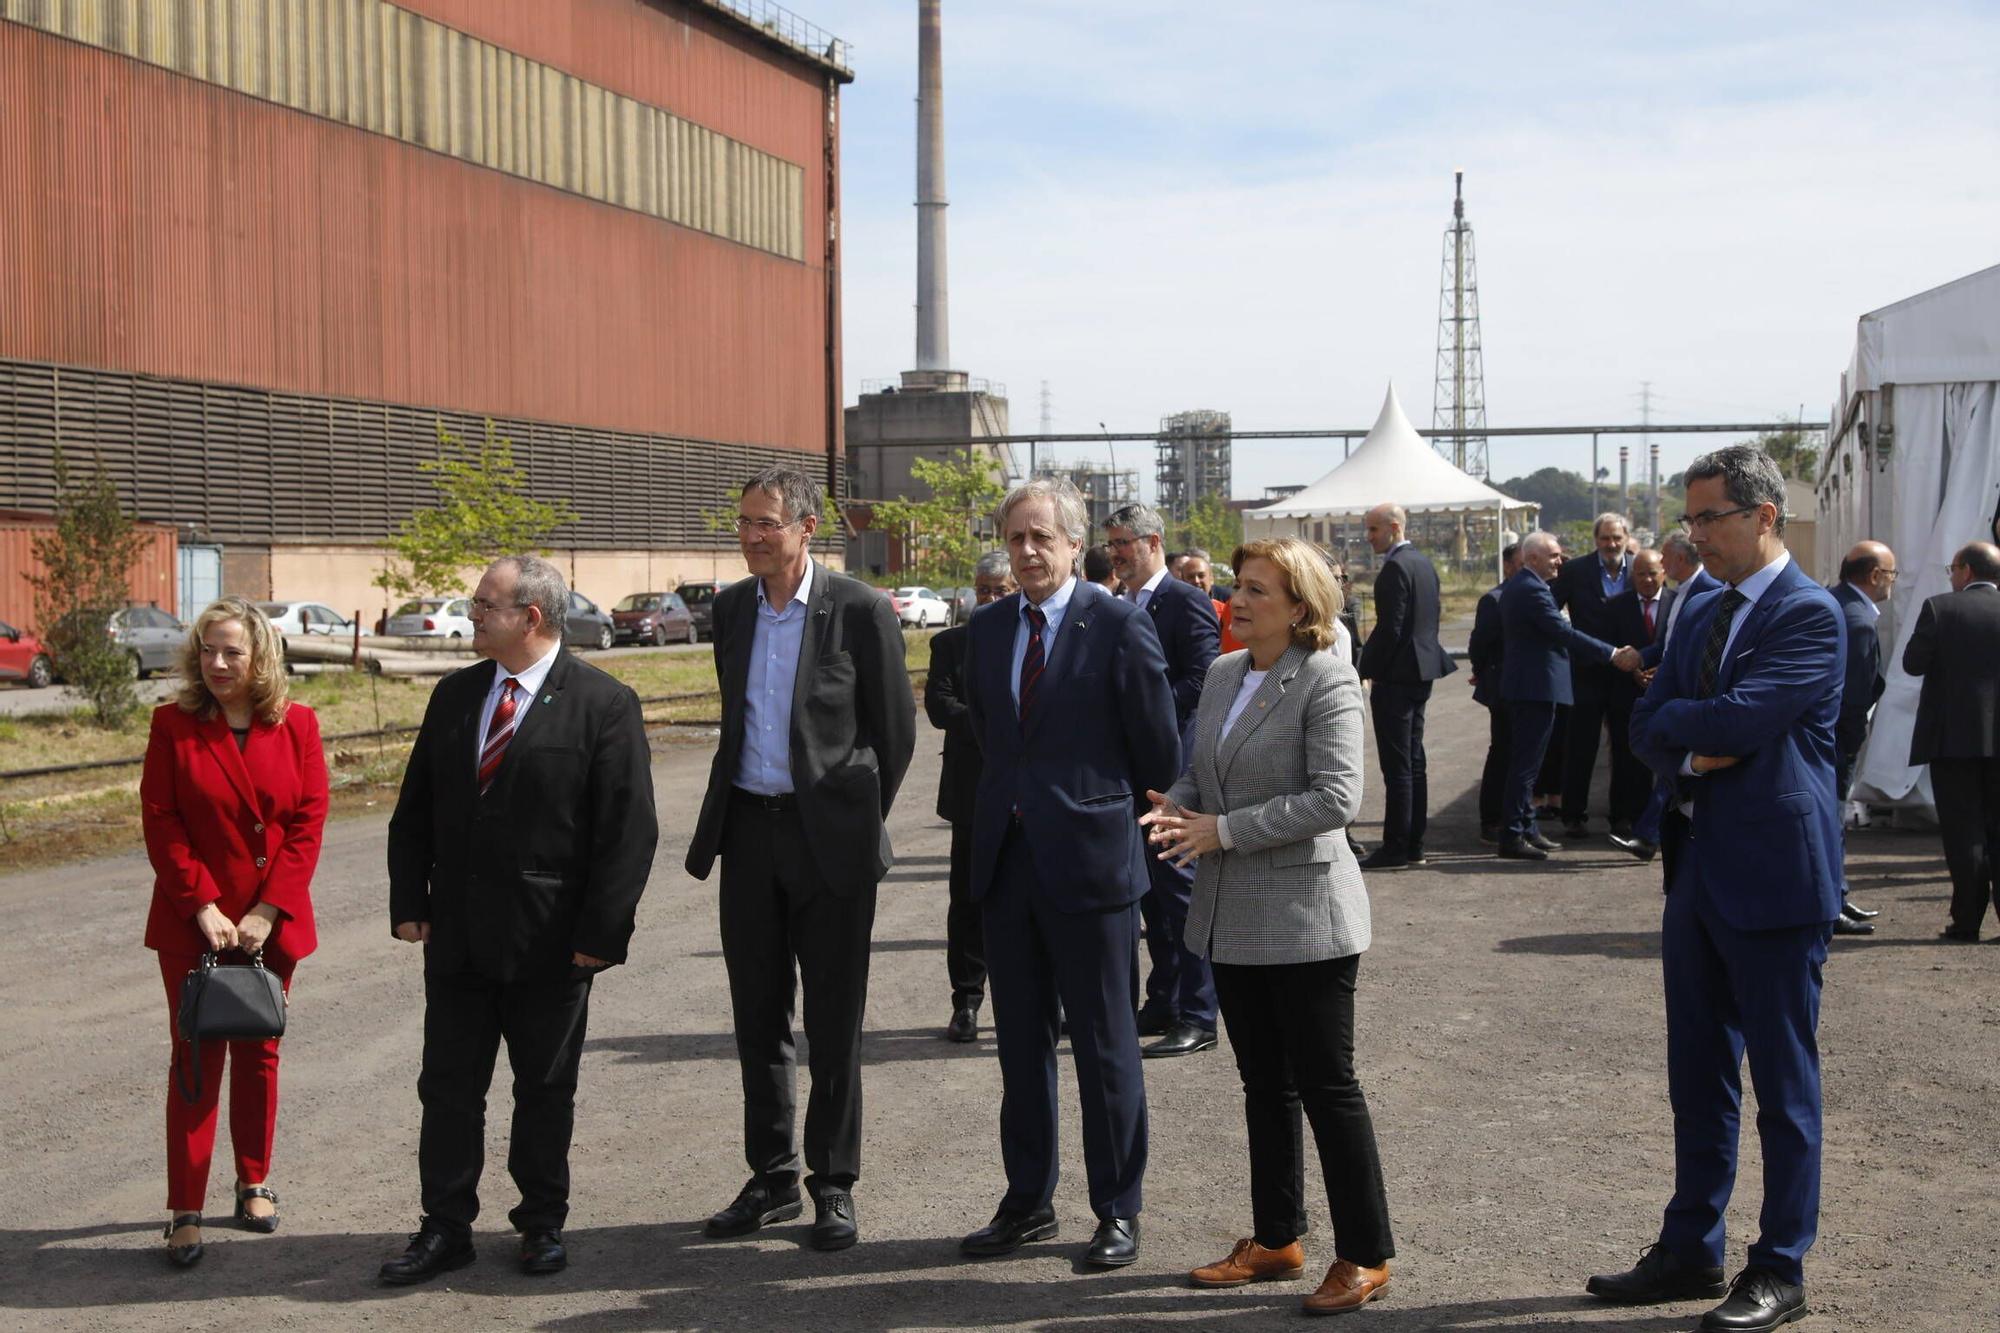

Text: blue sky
xmin=805 ymin=1 xmax=2000 ymax=499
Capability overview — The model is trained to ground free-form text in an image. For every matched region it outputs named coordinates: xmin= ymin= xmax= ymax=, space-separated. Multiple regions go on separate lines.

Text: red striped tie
xmin=478 ymin=677 xmax=522 ymax=795
xmin=1018 ymin=606 xmax=1046 ymax=724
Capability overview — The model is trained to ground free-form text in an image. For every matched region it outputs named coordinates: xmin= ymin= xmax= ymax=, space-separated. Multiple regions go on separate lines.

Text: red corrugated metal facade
xmin=0 ymin=0 xmax=838 ymax=455
xmin=0 ymin=519 xmax=178 ymax=633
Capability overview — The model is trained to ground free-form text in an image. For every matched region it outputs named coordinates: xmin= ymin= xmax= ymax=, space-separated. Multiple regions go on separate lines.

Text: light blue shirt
xmin=1680 ymin=550 xmax=1792 ymax=782
xmin=1010 ymin=576 xmax=1079 ymax=712
xmin=1843 ymin=582 xmax=1882 ymax=619
xmin=733 ymin=559 xmax=815 ymax=795
xmin=1598 ymin=553 xmax=1630 ymax=600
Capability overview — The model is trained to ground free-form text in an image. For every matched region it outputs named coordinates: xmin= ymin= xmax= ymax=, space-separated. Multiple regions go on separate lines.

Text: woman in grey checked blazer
xmin=1141 ymin=536 xmax=1395 ymax=1316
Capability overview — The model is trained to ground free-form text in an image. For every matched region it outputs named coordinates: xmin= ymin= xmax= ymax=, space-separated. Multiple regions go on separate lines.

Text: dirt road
xmin=2 ymin=683 xmax=1993 ymax=1331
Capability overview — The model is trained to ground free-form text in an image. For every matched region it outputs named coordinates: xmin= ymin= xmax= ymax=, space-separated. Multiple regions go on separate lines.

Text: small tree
xmin=374 ymin=421 xmax=578 ymax=599
xmin=1181 ymin=493 xmax=1244 ymax=565
xmin=866 ymin=452 xmax=1006 ymax=587
xmin=25 ymin=445 xmax=147 ymax=727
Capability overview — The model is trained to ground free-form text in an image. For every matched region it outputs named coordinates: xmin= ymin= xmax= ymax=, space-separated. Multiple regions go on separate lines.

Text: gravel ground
xmin=1 ymin=682 xmax=1993 ymax=1332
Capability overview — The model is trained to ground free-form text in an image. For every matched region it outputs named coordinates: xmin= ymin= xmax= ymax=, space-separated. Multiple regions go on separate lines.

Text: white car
xmin=890 ymin=586 xmax=952 ymax=628
xmin=383 ymin=597 xmax=475 ymax=638
xmin=258 ymin=601 xmax=358 ymax=636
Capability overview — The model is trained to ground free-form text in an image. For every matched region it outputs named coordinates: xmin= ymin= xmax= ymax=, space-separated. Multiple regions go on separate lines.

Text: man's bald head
xmin=1839 ymin=540 xmax=1898 ymax=603
xmin=1950 ymin=541 xmax=2000 ymax=590
xmin=1364 ymin=503 xmax=1407 ymax=555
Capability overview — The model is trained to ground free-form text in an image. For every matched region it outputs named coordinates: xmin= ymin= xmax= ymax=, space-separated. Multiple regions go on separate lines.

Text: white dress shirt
xmin=476 ymin=640 xmax=564 ymax=761
xmin=1843 ymin=582 xmax=1882 ymax=619
xmin=1126 ymin=566 xmax=1169 ymax=610
xmin=1680 ymin=550 xmax=1792 ymax=786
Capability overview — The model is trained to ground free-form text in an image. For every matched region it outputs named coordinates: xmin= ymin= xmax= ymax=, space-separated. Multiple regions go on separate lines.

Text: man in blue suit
xmin=1495 ymin=533 xmax=1637 ymax=861
xmin=1590 ymin=446 xmax=1845 ymax=1333
xmin=1614 ymin=532 xmax=1721 ymax=865
xmin=958 ymin=479 xmax=1180 ymax=1270
xmin=1469 ymin=543 xmax=1523 ymax=842
xmin=1826 ymin=541 xmax=1896 ymax=933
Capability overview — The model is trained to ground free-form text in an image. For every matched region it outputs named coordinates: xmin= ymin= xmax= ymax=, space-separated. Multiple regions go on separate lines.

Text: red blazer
xmin=140 ymin=701 xmax=327 ymax=964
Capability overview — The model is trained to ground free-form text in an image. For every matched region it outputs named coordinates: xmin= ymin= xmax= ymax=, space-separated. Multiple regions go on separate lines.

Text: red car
xmin=0 ymin=619 xmax=54 ymax=688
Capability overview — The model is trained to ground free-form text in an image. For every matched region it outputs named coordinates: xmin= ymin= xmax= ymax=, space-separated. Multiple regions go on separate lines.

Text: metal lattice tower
xmin=1432 ymin=170 xmax=1489 ymax=479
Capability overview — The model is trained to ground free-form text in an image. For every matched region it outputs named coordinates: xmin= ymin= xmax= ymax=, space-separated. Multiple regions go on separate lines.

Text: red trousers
xmin=157 ymin=950 xmax=296 ymax=1213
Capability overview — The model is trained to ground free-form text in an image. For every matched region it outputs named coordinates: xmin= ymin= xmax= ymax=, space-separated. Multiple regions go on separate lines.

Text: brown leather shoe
xmin=1189 ymin=1237 xmax=1306 ymax=1288
xmin=1302 ymin=1259 xmax=1391 ymax=1315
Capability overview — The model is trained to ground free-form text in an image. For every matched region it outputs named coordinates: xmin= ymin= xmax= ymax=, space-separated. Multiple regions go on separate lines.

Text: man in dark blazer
xmin=1905 ymin=541 xmax=2000 ymax=942
xmin=1614 ymin=533 xmax=1721 ymax=864
xmin=1356 ymin=503 xmax=1456 ymax=869
xmin=1603 ymin=549 xmax=1670 ymax=835
xmin=1593 ymin=446 xmax=1844 ymax=1332
xmin=1827 ymin=541 xmax=1897 ymax=933
xmin=924 ymin=551 xmax=1015 ymax=1042
xmin=1469 ymin=543 xmax=1522 ymax=842
xmin=1496 ymin=534 xmax=1632 ymax=861
xmin=1106 ymin=503 xmax=1220 ymax=1057
xmin=1553 ymin=512 xmax=1639 ymax=838
xmin=684 ymin=467 xmax=916 ymax=1252
xmin=958 ymin=479 xmax=1179 ymax=1270
xmin=383 ymin=555 xmax=657 ymax=1283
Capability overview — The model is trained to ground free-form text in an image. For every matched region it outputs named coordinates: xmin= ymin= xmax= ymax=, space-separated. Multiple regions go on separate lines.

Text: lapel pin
xmin=543 ymin=695 xmax=554 ymax=704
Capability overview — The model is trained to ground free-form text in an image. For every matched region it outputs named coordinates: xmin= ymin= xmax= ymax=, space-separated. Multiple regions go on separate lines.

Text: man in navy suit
xmin=1825 ymin=541 xmax=1896 ymax=933
xmin=958 ymin=479 xmax=1180 ymax=1270
xmin=1603 ymin=549 xmax=1671 ymax=836
xmin=1496 ymin=534 xmax=1636 ymax=861
xmin=1591 ymin=446 xmax=1844 ymax=1333
xmin=1357 ymin=503 xmax=1457 ymax=868
xmin=1553 ymin=512 xmax=1641 ymax=839
xmin=1614 ymin=533 xmax=1721 ymax=864
xmin=1468 ymin=543 xmax=1523 ymax=843
xmin=1105 ymin=503 xmax=1220 ymax=1058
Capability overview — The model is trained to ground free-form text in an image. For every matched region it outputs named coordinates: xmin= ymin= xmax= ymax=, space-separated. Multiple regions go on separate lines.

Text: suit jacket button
xmin=255 ymin=855 xmax=268 ymax=868
xmin=253 ymin=823 xmax=265 ymax=833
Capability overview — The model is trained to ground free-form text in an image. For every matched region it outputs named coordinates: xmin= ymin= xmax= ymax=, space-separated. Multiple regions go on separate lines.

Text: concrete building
xmin=0 ymin=0 xmax=852 ymax=625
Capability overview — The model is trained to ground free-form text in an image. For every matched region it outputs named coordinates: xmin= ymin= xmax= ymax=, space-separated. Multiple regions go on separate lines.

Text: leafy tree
xmin=866 ymin=452 xmax=1006 ymax=587
xmin=25 ymin=445 xmax=147 ymax=727
xmin=1746 ymin=425 xmax=1817 ymax=483
xmin=374 ymin=421 xmax=578 ymax=599
xmin=1497 ymin=466 xmax=1597 ymax=528
xmin=1180 ymin=493 xmax=1243 ymax=563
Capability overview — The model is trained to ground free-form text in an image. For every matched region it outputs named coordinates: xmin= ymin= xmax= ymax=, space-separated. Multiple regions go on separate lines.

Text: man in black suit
xmin=1828 ymin=541 xmax=1897 ymax=933
xmin=1106 ymin=503 xmax=1220 ymax=1057
xmin=1905 ymin=541 xmax=2000 ymax=942
xmin=383 ymin=555 xmax=658 ymax=1283
xmin=924 ymin=551 xmax=1015 ymax=1043
xmin=1357 ymin=503 xmax=1456 ymax=869
xmin=684 ymin=467 xmax=916 ymax=1251
xmin=1603 ymin=549 xmax=1669 ymax=836
xmin=1469 ymin=542 xmax=1523 ymax=843
xmin=1614 ymin=533 xmax=1722 ymax=864
xmin=1552 ymin=512 xmax=1639 ymax=840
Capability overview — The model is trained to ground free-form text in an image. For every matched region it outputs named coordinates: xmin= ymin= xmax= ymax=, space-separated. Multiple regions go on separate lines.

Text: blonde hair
xmin=175 ymin=597 xmax=290 ymax=726
xmin=1230 ymin=537 xmax=1344 ymax=652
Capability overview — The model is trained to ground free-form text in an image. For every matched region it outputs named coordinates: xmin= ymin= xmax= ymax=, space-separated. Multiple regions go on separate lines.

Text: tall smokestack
xmin=914 ymin=0 xmax=949 ymax=370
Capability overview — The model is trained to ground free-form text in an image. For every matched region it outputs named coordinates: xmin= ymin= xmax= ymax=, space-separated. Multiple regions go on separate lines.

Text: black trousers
xmin=1562 ymin=668 xmax=1637 ymax=826
xmin=1932 ymin=756 xmax=2000 ymax=936
xmin=1605 ymin=687 xmax=1650 ymax=826
xmin=417 ymin=967 xmax=594 ymax=1238
xmin=1478 ymin=701 xmax=1511 ymax=829
xmin=1369 ymin=680 xmax=1432 ymax=856
xmin=945 ymin=820 xmax=987 ymax=1009
xmin=1537 ymin=706 xmax=1568 ymax=800
xmin=719 ymin=793 xmax=877 ymax=1191
xmin=1212 ymin=956 xmax=1394 ymax=1263
xmin=1502 ymin=702 xmax=1558 ymax=842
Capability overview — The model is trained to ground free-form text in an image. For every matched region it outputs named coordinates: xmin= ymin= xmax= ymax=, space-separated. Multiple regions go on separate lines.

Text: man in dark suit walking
xmin=1603 ymin=549 xmax=1669 ymax=835
xmin=1469 ymin=542 xmax=1523 ymax=843
xmin=1553 ymin=512 xmax=1640 ymax=839
xmin=1614 ymin=533 xmax=1721 ymax=865
xmin=1905 ymin=541 xmax=2000 ymax=943
xmin=1356 ymin=503 xmax=1456 ymax=869
xmin=1106 ymin=503 xmax=1220 ymax=1057
xmin=924 ymin=551 xmax=1015 ymax=1042
xmin=383 ymin=555 xmax=658 ymax=1283
xmin=958 ymin=478 xmax=1179 ymax=1270
xmin=1828 ymin=541 xmax=1897 ymax=933
xmin=685 ymin=467 xmax=916 ymax=1251
xmin=1594 ymin=446 xmax=1845 ymax=1332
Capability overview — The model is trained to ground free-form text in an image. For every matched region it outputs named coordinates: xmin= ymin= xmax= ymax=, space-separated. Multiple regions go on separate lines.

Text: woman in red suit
xmin=140 ymin=597 xmax=325 ymax=1267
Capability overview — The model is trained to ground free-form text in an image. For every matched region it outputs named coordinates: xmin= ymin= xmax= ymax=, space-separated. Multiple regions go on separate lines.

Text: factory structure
xmin=0 ymin=0 xmax=852 ymax=627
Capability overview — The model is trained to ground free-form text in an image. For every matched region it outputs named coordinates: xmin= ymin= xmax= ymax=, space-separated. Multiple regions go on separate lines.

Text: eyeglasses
xmin=1677 ymin=505 xmax=1760 ymax=531
xmin=1105 ymin=535 xmax=1141 ymax=550
xmin=468 ymin=598 xmax=531 ymax=615
xmin=734 ymin=515 xmax=801 ymax=534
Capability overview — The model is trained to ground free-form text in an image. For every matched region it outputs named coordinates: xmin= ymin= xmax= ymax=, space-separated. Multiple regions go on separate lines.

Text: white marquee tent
xmin=1815 ymin=263 xmax=2000 ymax=812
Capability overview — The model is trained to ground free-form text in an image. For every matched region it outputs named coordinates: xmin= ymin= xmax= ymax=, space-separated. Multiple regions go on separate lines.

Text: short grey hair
xmin=1522 ymin=531 xmax=1562 ymax=558
xmin=495 ymin=554 xmax=569 ymax=638
xmin=996 ymin=477 xmax=1090 ymax=545
xmin=1593 ymin=512 xmax=1632 ymax=537
xmin=1683 ymin=445 xmax=1788 ymax=533
xmin=1182 ymin=546 xmax=1212 ymax=564
xmin=973 ymin=550 xmax=1012 ymax=581
xmin=742 ymin=466 xmax=824 ymax=526
xmin=1660 ymin=530 xmax=1699 ymax=565
xmin=1105 ymin=503 xmax=1165 ymax=540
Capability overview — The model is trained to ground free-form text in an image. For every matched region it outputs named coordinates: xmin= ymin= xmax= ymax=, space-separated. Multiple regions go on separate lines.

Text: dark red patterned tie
xmin=1018 ymin=606 xmax=1046 ymax=724
xmin=478 ymin=677 xmax=522 ymax=794
xmin=1644 ymin=598 xmax=1656 ymax=639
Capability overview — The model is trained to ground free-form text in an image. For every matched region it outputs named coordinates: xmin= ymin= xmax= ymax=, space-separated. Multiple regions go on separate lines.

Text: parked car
xmin=0 ymin=620 xmax=54 ymax=688
xmin=565 ymin=591 xmax=615 ymax=650
xmin=612 ymin=591 xmax=695 ymax=646
xmin=676 ymin=580 xmax=728 ymax=642
xmin=947 ymin=586 xmax=976 ymax=625
xmin=54 ymin=605 xmax=186 ymax=678
xmin=384 ymin=597 xmax=475 ymax=638
xmin=258 ymin=601 xmax=359 ymax=636
xmin=889 ymin=586 xmax=952 ymax=628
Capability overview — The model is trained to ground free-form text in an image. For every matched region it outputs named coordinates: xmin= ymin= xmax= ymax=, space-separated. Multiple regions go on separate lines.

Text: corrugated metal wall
xmin=0 ymin=517 xmax=179 ymax=634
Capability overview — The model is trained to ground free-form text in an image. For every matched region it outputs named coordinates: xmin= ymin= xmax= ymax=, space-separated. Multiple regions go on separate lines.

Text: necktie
xmin=478 ymin=677 xmax=522 ymax=794
xmin=1695 ymin=590 xmax=1746 ymax=698
xmin=1018 ymin=606 xmax=1046 ymax=723
xmin=1643 ymin=599 xmax=1656 ymax=639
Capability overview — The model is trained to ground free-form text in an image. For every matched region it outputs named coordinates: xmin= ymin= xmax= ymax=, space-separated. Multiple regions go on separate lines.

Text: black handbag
xmin=175 ymin=951 xmax=287 ymax=1103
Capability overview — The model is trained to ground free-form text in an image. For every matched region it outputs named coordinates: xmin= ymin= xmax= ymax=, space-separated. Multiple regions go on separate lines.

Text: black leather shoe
xmin=1585 ymin=1242 xmax=1728 ymax=1303
xmin=946 ymin=1006 xmax=978 ymax=1043
xmin=1345 ymin=835 xmax=1369 ymax=859
xmin=1832 ymin=914 xmax=1875 ymax=936
xmin=961 ymin=1206 xmax=1058 ymax=1256
xmin=1698 ymin=1267 xmax=1806 ymax=1330
xmin=163 ymin=1213 xmax=203 ymax=1269
xmin=1841 ymin=899 xmax=1879 ymax=920
xmin=1525 ymin=829 xmax=1562 ymax=851
xmin=1357 ymin=848 xmax=1408 ymax=870
xmin=1608 ymin=833 xmax=1658 ymax=862
xmin=1562 ymin=821 xmax=1589 ymax=841
xmin=1085 ymin=1216 xmax=1140 ymax=1267
xmin=1135 ymin=1007 xmax=1175 ymax=1038
xmin=1498 ymin=840 xmax=1547 ymax=861
xmin=704 ymin=1180 xmax=803 ymax=1238
xmin=1142 ymin=1021 xmax=1218 ymax=1058
xmin=810 ymin=1189 xmax=858 ymax=1251
xmin=519 ymin=1228 xmax=567 ymax=1275
xmin=380 ymin=1223 xmax=476 ymax=1285
xmin=1404 ymin=845 xmax=1429 ymax=865
xmin=1940 ymin=926 xmax=1981 ymax=943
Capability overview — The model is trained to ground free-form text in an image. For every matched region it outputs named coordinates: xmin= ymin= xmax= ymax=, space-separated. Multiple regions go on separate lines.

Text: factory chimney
xmin=913 ymin=0 xmax=949 ymax=372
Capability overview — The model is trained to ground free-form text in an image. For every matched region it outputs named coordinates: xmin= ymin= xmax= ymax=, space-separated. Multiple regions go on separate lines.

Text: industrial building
xmin=1154 ymin=409 xmax=1233 ymax=531
xmin=0 ymin=0 xmax=851 ymax=629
